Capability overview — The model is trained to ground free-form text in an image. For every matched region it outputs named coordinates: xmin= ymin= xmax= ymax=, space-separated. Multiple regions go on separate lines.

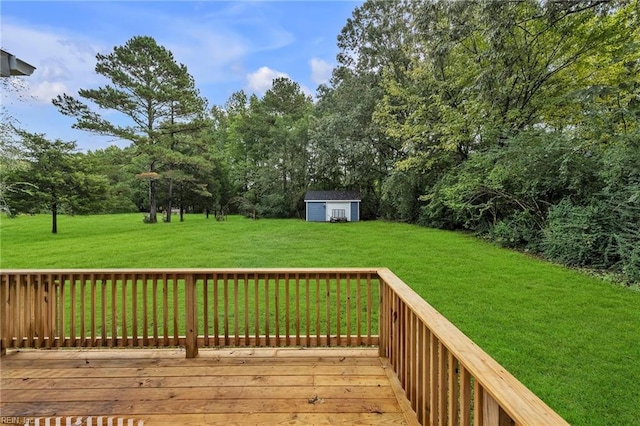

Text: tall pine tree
xmin=53 ymin=36 xmax=205 ymax=223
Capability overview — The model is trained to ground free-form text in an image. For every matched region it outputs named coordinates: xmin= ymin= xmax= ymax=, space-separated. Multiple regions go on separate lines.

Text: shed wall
xmin=350 ymin=202 xmax=359 ymax=222
xmin=306 ymin=202 xmax=326 ymax=222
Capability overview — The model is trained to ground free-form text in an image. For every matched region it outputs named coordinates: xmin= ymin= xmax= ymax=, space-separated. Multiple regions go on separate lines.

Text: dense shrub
xmin=543 ymin=197 xmax=640 ymax=284
xmin=488 ymin=210 xmax=543 ymax=249
xmin=543 ymin=200 xmax=615 ymax=267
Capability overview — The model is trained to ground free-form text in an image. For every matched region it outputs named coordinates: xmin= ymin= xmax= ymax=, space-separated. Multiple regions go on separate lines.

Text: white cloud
xmin=1 ymin=2 xmax=297 ymax=106
xmin=309 ymin=58 xmax=333 ymax=85
xmin=93 ymin=2 xmax=294 ymax=88
xmin=0 ymin=20 xmax=104 ymax=104
xmin=39 ymin=56 xmax=74 ymax=81
xmin=28 ymin=81 xmax=70 ymax=102
xmin=246 ymin=66 xmax=290 ymax=94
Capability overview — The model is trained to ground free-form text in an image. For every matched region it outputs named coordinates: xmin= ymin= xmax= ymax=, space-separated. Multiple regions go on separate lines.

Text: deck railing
xmin=0 ymin=269 xmax=379 ymax=358
xmin=1 ymin=268 xmax=568 ymax=425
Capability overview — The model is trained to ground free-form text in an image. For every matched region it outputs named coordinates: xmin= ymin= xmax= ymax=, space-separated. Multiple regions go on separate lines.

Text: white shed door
xmin=326 ymin=202 xmax=351 ymax=221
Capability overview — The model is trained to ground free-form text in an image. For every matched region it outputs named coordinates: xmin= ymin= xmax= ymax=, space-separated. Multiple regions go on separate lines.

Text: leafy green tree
xmin=7 ymin=131 xmax=108 ymax=233
xmin=309 ymin=72 xmax=394 ymax=218
xmin=310 ymin=0 xmax=418 ymax=218
xmin=83 ymin=146 xmax=139 ymax=213
xmin=218 ymin=79 xmax=311 ymax=218
xmin=53 ymin=35 xmax=206 ymax=223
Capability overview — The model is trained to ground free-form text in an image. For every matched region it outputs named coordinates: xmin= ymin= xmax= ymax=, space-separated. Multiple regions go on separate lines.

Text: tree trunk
xmin=149 ymin=179 xmax=158 ymax=223
xmin=179 ymin=183 xmax=184 ymax=222
xmin=51 ymin=202 xmax=58 ymax=234
xmin=166 ymin=178 xmax=173 ymax=223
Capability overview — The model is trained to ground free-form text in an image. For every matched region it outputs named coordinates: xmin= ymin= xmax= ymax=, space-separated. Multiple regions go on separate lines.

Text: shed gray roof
xmin=304 ymin=190 xmax=361 ymax=201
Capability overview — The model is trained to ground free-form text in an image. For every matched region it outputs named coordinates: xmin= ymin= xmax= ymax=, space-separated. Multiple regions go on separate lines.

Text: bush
xmin=542 ymin=200 xmax=613 ymax=267
xmin=487 ymin=210 xmax=542 ymax=249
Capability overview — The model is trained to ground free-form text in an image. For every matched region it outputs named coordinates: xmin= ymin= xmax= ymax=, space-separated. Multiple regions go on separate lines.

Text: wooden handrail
xmin=1 ymin=268 xmax=568 ymax=425
xmin=377 ymin=268 xmax=569 ymax=425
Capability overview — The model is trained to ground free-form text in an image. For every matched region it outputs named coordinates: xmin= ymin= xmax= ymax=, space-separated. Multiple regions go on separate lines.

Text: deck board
xmin=1 ymin=347 xmax=418 ymax=425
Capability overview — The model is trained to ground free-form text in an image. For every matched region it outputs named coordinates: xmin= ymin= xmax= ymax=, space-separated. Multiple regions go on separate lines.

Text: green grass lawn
xmin=2 ymin=213 xmax=639 ymax=425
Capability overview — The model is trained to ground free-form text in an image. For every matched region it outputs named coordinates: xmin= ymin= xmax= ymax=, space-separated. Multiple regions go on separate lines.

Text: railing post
xmin=185 ymin=275 xmax=198 ymax=358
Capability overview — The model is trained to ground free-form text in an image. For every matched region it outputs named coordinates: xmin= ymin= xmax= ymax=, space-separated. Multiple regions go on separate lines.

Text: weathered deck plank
xmin=0 ymin=348 xmax=418 ymax=425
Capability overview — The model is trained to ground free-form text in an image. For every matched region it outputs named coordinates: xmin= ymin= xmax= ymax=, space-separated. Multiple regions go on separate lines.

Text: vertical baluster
xmin=264 ymin=275 xmax=270 ymax=346
xmin=460 ymin=366 xmax=471 ymax=426
xmin=409 ymin=311 xmax=417 ymax=412
xmin=483 ymin=391 xmax=500 ymax=425
xmin=101 ymin=275 xmax=107 ymax=347
xmin=400 ymin=299 xmax=406 ymax=380
xmin=5 ymin=274 xmax=14 ymax=350
xmin=162 ymin=274 xmax=169 ymax=346
xmin=346 ymin=275 xmax=351 ymax=347
xmin=233 ymin=273 xmax=239 ymax=346
xmin=213 ymin=273 xmax=219 ymax=347
xmin=417 ymin=322 xmax=426 ymax=424
xmin=430 ymin=332 xmax=439 ymax=425
xmin=90 ymin=274 xmax=96 ymax=347
xmin=223 ymin=273 xmax=229 ymax=346
xmin=185 ymin=274 xmax=198 ymax=359
xmin=315 ymin=273 xmax=320 ymax=347
xmin=132 ymin=274 xmax=138 ymax=347
xmin=366 ymin=274 xmax=372 ymax=346
xmin=389 ymin=290 xmax=395 ymax=367
xmin=13 ymin=275 xmax=21 ymax=348
xmin=404 ymin=305 xmax=411 ymax=402
xmin=474 ymin=381 xmax=484 ymax=426
xmin=274 ymin=274 xmax=280 ymax=346
xmin=439 ymin=343 xmax=448 ymax=426
xmin=172 ymin=274 xmax=179 ymax=346
xmin=80 ymin=274 xmax=86 ymax=347
xmin=335 ymin=274 xmax=341 ymax=346
xmin=69 ymin=274 xmax=76 ymax=347
xmin=426 ymin=328 xmax=433 ymax=423
xmin=59 ymin=275 xmax=67 ymax=348
xmin=305 ymin=273 xmax=310 ymax=346
xmin=325 ymin=274 xmax=331 ymax=346
xmin=449 ymin=352 xmax=460 ymax=426
xmin=18 ymin=275 xmax=25 ymax=348
xmin=31 ymin=275 xmax=42 ymax=348
xmin=45 ymin=274 xmax=54 ymax=349
xmin=26 ymin=274 xmax=34 ymax=348
xmin=295 ymin=273 xmax=301 ymax=346
xmin=121 ymin=274 xmax=128 ymax=347
xmin=378 ymin=280 xmax=386 ymax=357
xmin=244 ymin=273 xmax=250 ymax=346
xmin=111 ymin=274 xmax=117 ymax=347
xmin=142 ymin=274 xmax=148 ymax=347
xmin=152 ymin=274 xmax=159 ymax=346
xmin=254 ymin=273 xmax=260 ymax=346
xmin=356 ymin=273 xmax=362 ymax=346
xmin=203 ymin=275 xmax=209 ymax=347
xmin=34 ymin=275 xmax=42 ymax=348
xmin=285 ymin=272 xmax=290 ymax=346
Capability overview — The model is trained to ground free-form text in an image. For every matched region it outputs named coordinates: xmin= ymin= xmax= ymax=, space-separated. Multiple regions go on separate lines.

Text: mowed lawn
xmin=1 ymin=213 xmax=639 ymax=425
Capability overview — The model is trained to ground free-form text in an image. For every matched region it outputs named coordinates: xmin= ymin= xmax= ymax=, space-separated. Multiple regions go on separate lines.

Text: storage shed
xmin=304 ymin=190 xmax=361 ymax=222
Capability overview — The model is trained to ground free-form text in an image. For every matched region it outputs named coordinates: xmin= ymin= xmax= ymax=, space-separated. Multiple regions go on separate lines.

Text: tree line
xmin=1 ymin=0 xmax=638 ymax=283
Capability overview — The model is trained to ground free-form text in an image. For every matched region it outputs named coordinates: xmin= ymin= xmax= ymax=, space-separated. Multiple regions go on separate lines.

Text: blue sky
xmin=1 ymin=1 xmax=361 ymax=151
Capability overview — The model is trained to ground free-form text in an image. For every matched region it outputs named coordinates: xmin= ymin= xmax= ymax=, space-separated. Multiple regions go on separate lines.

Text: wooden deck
xmin=1 ymin=347 xmax=417 ymax=425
